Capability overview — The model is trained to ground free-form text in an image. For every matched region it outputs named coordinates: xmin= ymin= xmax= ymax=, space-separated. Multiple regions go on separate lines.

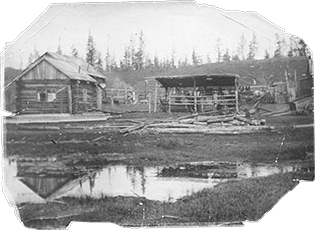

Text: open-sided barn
xmin=15 ymin=52 xmax=106 ymax=114
xmin=150 ymin=74 xmax=239 ymax=113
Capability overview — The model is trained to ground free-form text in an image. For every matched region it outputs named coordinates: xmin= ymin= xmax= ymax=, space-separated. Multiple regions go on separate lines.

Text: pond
xmin=3 ymin=159 xmax=313 ymax=204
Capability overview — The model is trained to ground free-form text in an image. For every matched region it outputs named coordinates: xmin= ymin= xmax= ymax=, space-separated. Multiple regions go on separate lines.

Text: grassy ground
xmin=18 ymin=172 xmax=299 ymax=229
xmin=5 ymin=114 xmax=314 ymax=166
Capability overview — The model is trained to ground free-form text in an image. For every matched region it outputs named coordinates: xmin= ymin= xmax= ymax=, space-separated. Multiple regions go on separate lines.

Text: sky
xmin=3 ymin=1 xmax=292 ymax=70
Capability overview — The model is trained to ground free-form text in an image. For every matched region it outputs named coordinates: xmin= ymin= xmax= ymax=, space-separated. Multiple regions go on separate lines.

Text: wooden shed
xmin=15 ymin=52 xmax=106 ymax=114
xmin=153 ymin=74 xmax=239 ymax=113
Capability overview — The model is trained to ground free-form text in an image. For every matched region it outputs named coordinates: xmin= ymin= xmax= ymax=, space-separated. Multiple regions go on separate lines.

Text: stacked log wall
xmin=16 ymin=80 xmax=70 ymax=114
xmin=71 ymin=80 xmax=97 ymax=113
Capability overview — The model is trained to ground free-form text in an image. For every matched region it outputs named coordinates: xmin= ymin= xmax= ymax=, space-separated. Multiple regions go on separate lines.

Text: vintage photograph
xmin=1 ymin=1 xmax=314 ymax=229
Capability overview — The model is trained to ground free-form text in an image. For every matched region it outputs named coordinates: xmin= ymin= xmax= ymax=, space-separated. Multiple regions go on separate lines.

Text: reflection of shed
xmin=154 ymin=74 xmax=239 ymax=113
xmin=15 ymin=52 xmax=106 ymax=114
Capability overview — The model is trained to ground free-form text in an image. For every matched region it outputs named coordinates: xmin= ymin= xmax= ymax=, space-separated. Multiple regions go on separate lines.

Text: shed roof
xmin=154 ymin=74 xmax=238 ymax=88
xmin=18 ymin=52 xmax=106 ymax=83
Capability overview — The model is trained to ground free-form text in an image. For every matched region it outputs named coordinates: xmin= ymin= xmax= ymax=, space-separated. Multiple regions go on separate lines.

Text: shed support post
xmin=68 ymin=85 xmax=73 ymax=114
xmin=154 ymin=80 xmax=158 ymax=113
xmin=168 ymin=88 xmax=171 ymax=113
xmin=235 ymin=78 xmax=239 ymax=114
xmin=193 ymin=78 xmax=197 ymax=113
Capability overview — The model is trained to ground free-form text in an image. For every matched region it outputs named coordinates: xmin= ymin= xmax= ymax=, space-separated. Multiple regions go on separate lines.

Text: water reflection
xmin=3 ymin=159 xmax=314 ymax=205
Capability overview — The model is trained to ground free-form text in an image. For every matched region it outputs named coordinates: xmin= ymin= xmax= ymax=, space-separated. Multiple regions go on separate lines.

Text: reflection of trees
xmin=126 ymin=166 xmax=147 ymax=194
xmin=126 ymin=165 xmax=137 ymax=191
xmin=88 ymin=173 xmax=97 ymax=194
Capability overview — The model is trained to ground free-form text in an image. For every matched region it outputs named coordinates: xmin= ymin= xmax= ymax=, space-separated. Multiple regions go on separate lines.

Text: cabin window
xmin=37 ymin=89 xmax=56 ymax=102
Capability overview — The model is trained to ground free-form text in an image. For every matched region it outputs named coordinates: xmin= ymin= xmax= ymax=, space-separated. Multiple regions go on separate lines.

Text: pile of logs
xmin=119 ymin=113 xmax=273 ymax=135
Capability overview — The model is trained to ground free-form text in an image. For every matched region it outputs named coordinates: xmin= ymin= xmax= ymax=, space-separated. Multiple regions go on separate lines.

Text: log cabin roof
xmin=153 ymin=74 xmax=238 ymax=88
xmin=18 ymin=52 xmax=106 ymax=83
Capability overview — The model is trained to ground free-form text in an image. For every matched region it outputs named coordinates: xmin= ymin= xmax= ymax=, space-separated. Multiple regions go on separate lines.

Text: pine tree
xmin=273 ymin=33 xmax=283 ymax=58
xmin=287 ymin=47 xmax=294 ymax=58
xmin=237 ymin=33 xmax=246 ymax=60
xmin=264 ymin=49 xmax=270 ymax=59
xmin=297 ymin=39 xmax=307 ymax=56
xmin=170 ymin=49 xmax=176 ymax=68
xmin=86 ymin=30 xmax=96 ymax=66
xmin=28 ymin=46 xmax=40 ymax=64
xmin=192 ymin=49 xmax=201 ymax=66
xmin=57 ymin=36 xmax=62 ymax=55
xmin=215 ymin=38 xmax=222 ymax=62
xmin=232 ymin=54 xmax=240 ymax=61
xmin=135 ymin=30 xmax=145 ymax=70
xmin=153 ymin=55 xmax=160 ymax=69
xmin=206 ymin=54 xmax=212 ymax=63
xmin=95 ymin=52 xmax=103 ymax=73
xmin=222 ymin=48 xmax=231 ymax=62
xmin=247 ymin=33 xmax=258 ymax=60
xmin=122 ymin=46 xmax=131 ymax=70
xmin=71 ymin=44 xmax=79 ymax=58
xmin=145 ymin=55 xmax=153 ymax=69
xmin=105 ymin=48 xmax=111 ymax=73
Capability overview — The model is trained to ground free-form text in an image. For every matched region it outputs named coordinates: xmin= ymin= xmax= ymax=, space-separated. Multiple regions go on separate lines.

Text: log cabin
xmin=15 ymin=52 xmax=106 ymax=114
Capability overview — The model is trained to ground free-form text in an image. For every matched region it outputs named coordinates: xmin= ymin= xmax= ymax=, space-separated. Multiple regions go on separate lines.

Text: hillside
xmin=114 ymin=57 xmax=310 ymax=91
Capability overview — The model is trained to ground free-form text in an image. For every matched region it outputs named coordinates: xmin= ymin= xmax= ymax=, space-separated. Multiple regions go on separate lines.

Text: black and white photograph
xmin=1 ymin=1 xmax=314 ymax=229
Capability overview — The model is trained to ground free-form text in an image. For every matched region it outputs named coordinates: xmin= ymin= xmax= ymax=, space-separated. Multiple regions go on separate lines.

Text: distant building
xmin=15 ymin=52 xmax=106 ymax=114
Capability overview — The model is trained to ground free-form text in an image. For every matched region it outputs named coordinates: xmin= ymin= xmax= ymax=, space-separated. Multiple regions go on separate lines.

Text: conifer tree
xmin=273 ymin=33 xmax=284 ymax=58
xmin=264 ymin=49 xmax=270 ymax=59
xmin=215 ymin=38 xmax=222 ymax=62
xmin=86 ymin=31 xmax=96 ymax=66
xmin=95 ymin=52 xmax=103 ymax=73
xmin=237 ymin=33 xmax=246 ymax=60
xmin=135 ymin=30 xmax=145 ymax=70
xmin=222 ymin=48 xmax=231 ymax=62
xmin=247 ymin=32 xmax=258 ymax=60
xmin=71 ymin=44 xmax=79 ymax=58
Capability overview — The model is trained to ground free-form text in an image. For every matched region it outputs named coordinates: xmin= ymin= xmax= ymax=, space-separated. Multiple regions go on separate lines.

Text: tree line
xmin=27 ymin=31 xmax=309 ymax=74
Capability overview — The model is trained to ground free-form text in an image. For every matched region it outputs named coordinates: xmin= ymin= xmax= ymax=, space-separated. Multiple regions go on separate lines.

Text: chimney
xmin=78 ymin=66 xmax=81 ymax=73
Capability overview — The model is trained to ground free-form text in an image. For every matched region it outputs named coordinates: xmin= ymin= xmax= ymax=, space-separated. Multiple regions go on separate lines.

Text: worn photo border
xmin=0 ymin=1 xmax=314 ymax=229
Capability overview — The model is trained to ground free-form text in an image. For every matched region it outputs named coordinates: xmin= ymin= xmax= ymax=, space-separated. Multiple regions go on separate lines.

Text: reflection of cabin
xmin=154 ymin=74 xmax=239 ymax=113
xmin=19 ymin=172 xmax=96 ymax=201
xmin=15 ymin=52 xmax=106 ymax=114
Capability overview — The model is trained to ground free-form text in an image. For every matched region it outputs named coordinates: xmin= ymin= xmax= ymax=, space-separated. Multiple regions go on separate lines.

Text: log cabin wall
xmin=16 ymin=79 xmax=71 ymax=114
xmin=71 ymin=80 xmax=97 ymax=113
